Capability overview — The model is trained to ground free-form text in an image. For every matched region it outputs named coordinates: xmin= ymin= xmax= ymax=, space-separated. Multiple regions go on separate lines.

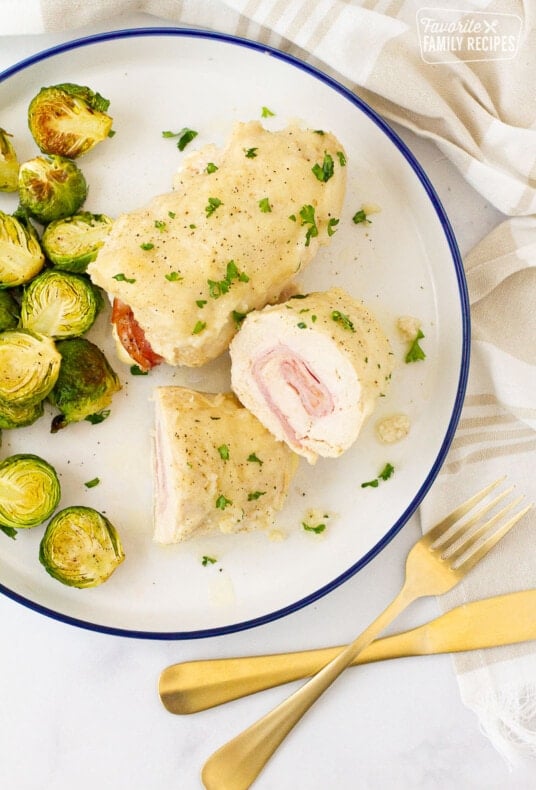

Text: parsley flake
xmin=231 ymin=310 xmax=247 ymax=326
xmin=215 ymin=494 xmax=232 ymax=510
xmin=84 ymin=477 xmax=100 ymax=489
xmin=352 ymin=209 xmax=371 ymax=225
xmin=361 ymin=478 xmax=379 ymax=489
xmin=299 ymin=204 xmax=318 ymax=247
xmin=261 ymin=106 xmax=275 ymax=117
xmin=130 ymin=365 xmax=149 ymax=376
xmin=202 ymin=555 xmax=217 ymax=566
xmin=162 ymin=127 xmax=198 ymax=150
xmin=165 ymin=271 xmax=183 ymax=282
xmin=205 ymin=197 xmax=223 ymax=217
xmin=302 ymin=522 xmax=326 ymax=534
xmin=245 ymin=147 xmax=258 ymax=158
xmin=196 ymin=299 xmax=207 ymax=308
xmin=331 ymin=310 xmax=355 ymax=332
xmin=327 ymin=217 xmax=339 ymax=237
xmin=258 ymin=197 xmax=272 ymax=213
xmin=208 ymin=260 xmax=249 ymax=299
xmin=312 ymin=152 xmax=334 ymax=183
xmin=217 ymin=444 xmax=230 ymax=461
xmin=405 ymin=329 xmax=426 ymax=363
xmin=361 ymin=463 xmax=395 ymax=488
xmin=248 ymin=491 xmax=266 ymax=501
xmin=113 ymin=272 xmax=136 ymax=283
xmin=247 ymin=453 xmax=263 ymax=465
xmin=206 ymin=162 xmax=218 ymax=174
xmin=192 ymin=320 xmax=206 ymax=335
xmin=140 ymin=242 xmax=154 ymax=250
xmin=297 ymin=321 xmax=307 ymax=329
xmin=168 ymin=210 xmax=176 ymax=219
xmin=154 ymin=219 xmax=167 ymax=231
xmin=336 ymin=151 xmax=347 ymax=166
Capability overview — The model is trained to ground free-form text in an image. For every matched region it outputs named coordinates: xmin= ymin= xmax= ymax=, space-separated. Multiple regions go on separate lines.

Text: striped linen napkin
xmin=3 ymin=0 xmax=535 ymax=763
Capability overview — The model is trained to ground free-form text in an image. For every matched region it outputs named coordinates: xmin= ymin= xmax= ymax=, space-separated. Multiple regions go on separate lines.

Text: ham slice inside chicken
xmin=252 ymin=345 xmax=334 ymax=448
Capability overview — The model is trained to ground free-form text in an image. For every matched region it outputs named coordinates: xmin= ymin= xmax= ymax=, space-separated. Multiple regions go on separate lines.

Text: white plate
xmin=0 ymin=29 xmax=468 ymax=638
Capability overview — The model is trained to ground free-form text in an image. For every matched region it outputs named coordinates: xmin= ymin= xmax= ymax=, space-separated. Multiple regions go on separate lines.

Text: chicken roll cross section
xmin=230 ymin=288 xmax=394 ymax=464
xmin=88 ymin=122 xmax=346 ymax=369
xmin=152 ymin=387 xmax=298 ymax=544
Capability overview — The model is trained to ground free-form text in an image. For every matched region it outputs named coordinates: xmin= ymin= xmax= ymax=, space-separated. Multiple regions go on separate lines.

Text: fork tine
xmin=425 ymin=478 xmax=505 ymax=543
xmin=454 ymin=504 xmax=533 ymax=573
xmin=437 ymin=487 xmax=514 ymax=554
xmin=446 ymin=496 xmax=523 ymax=563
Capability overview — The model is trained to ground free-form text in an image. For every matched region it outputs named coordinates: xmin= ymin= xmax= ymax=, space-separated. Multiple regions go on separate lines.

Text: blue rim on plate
xmin=0 ymin=27 xmax=470 ymax=640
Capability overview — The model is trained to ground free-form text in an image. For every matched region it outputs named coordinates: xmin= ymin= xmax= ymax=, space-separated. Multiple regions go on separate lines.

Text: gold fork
xmin=201 ymin=479 xmax=532 ymax=790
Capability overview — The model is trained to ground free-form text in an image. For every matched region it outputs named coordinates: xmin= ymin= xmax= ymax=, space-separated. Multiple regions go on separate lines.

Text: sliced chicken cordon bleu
xmin=152 ymin=387 xmax=298 ymax=544
xmin=88 ymin=121 xmax=346 ymax=369
xmin=229 ymin=288 xmax=394 ymax=464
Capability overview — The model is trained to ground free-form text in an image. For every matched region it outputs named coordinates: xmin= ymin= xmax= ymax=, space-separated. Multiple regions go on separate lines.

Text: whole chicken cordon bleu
xmin=152 ymin=387 xmax=299 ymax=544
xmin=88 ymin=122 xmax=346 ymax=369
xmin=230 ymin=288 xmax=394 ymax=464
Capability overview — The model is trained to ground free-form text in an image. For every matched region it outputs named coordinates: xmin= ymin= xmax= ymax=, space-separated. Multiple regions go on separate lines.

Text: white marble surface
xmin=0 ymin=13 xmax=534 ymax=790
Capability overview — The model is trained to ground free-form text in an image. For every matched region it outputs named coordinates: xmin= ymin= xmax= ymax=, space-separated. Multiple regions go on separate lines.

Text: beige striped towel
xmin=3 ymin=0 xmax=535 ymax=763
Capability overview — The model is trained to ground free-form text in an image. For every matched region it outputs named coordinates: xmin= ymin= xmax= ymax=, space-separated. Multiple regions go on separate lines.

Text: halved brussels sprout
xmin=18 ymin=155 xmax=88 ymax=224
xmin=39 ymin=506 xmax=125 ymax=588
xmin=0 ymin=289 xmax=20 ymax=330
xmin=0 ymin=329 xmax=61 ymax=407
xmin=0 ymin=398 xmax=44 ymax=430
xmin=49 ymin=337 xmax=121 ymax=431
xmin=0 ymin=128 xmax=20 ymax=192
xmin=0 ymin=210 xmax=45 ymax=288
xmin=41 ymin=212 xmax=113 ymax=273
xmin=0 ymin=453 xmax=61 ymax=530
xmin=20 ymin=269 xmax=101 ymax=338
xmin=28 ymin=83 xmax=113 ymax=159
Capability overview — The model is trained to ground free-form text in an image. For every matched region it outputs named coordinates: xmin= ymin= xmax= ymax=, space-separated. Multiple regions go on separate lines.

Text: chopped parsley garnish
xmin=247 ymin=452 xmax=263 ymax=465
xmin=205 ymin=197 xmax=223 ymax=217
xmin=189 ymin=223 xmax=197 ymax=229
xmin=245 ymin=147 xmax=258 ymax=158
xmin=154 ymin=219 xmax=167 ymax=231
xmin=405 ymin=329 xmax=426 ymax=363
xmin=202 ymin=555 xmax=217 ymax=566
xmin=232 ymin=310 xmax=247 ymax=326
xmin=113 ymin=272 xmax=136 ymax=283
xmin=192 ymin=320 xmax=206 ymax=335
xmin=84 ymin=477 xmax=100 ymax=489
xmin=290 ymin=293 xmax=308 ymax=299
xmin=196 ymin=299 xmax=207 ymax=308
xmin=261 ymin=106 xmax=275 ymax=117
xmin=217 ymin=444 xmax=230 ymax=461
xmin=336 ymin=151 xmax=347 ymax=166
xmin=248 ymin=491 xmax=266 ymax=501
xmin=130 ymin=365 xmax=148 ymax=376
xmin=140 ymin=242 xmax=155 ymax=250
xmin=297 ymin=321 xmax=307 ymax=329
xmin=208 ymin=260 xmax=249 ymax=299
xmin=288 ymin=214 xmax=296 ymax=222
xmin=314 ymin=129 xmax=325 ymax=135
xmin=85 ymin=410 xmax=111 ymax=425
xmin=299 ymin=204 xmax=318 ymax=247
xmin=168 ymin=210 xmax=176 ymax=219
xmin=206 ymin=162 xmax=218 ymax=173
xmin=361 ymin=463 xmax=395 ymax=488
xmin=215 ymin=494 xmax=232 ymax=510
xmin=331 ymin=310 xmax=355 ymax=332
xmin=352 ymin=209 xmax=371 ymax=225
xmin=312 ymin=152 xmax=334 ymax=183
xmin=258 ymin=197 xmax=272 ymax=213
xmin=165 ymin=271 xmax=183 ymax=282
xmin=162 ymin=127 xmax=198 ymax=150
xmin=327 ymin=217 xmax=339 ymax=236
xmin=302 ymin=521 xmax=326 ymax=534
xmin=311 ymin=315 xmax=317 ymax=322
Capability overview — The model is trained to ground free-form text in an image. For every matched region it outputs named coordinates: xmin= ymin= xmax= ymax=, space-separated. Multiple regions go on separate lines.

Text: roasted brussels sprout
xmin=0 ymin=329 xmax=61 ymax=407
xmin=20 ymin=269 xmax=101 ymax=338
xmin=48 ymin=337 xmax=121 ymax=431
xmin=0 ymin=289 xmax=20 ymax=330
xmin=0 ymin=128 xmax=20 ymax=192
xmin=28 ymin=83 xmax=113 ymax=158
xmin=0 ymin=453 xmax=61 ymax=530
xmin=39 ymin=506 xmax=125 ymax=588
xmin=18 ymin=155 xmax=88 ymax=224
xmin=0 ymin=210 xmax=45 ymax=288
xmin=0 ymin=398 xmax=44 ymax=430
xmin=41 ymin=212 xmax=113 ymax=273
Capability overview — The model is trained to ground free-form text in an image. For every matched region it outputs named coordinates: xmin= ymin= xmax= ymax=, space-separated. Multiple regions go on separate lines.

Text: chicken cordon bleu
xmin=88 ymin=122 xmax=346 ymax=369
xmin=230 ymin=288 xmax=394 ymax=464
xmin=152 ymin=387 xmax=298 ymax=544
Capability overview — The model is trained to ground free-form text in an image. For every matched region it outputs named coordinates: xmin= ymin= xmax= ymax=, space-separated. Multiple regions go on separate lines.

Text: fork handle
xmin=201 ymin=585 xmax=417 ymax=790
